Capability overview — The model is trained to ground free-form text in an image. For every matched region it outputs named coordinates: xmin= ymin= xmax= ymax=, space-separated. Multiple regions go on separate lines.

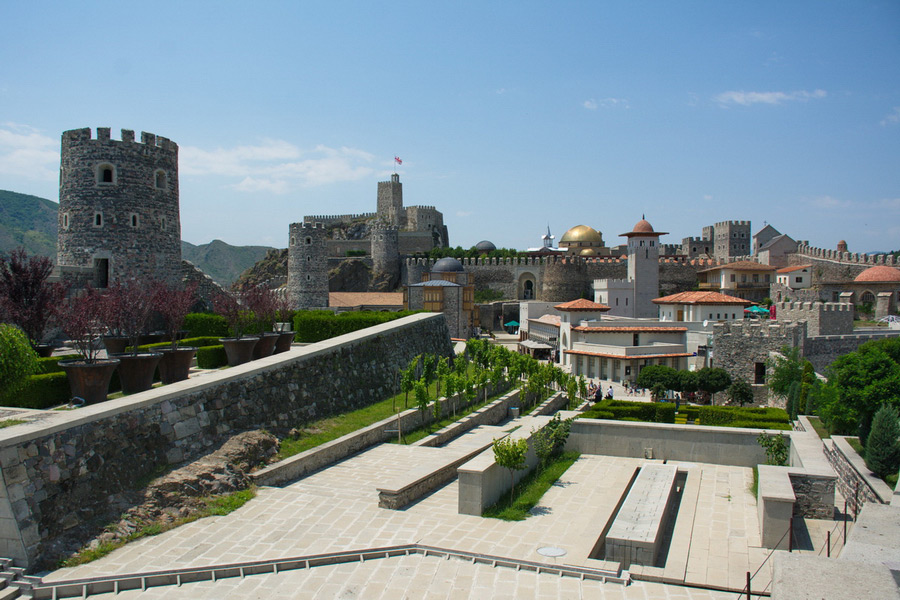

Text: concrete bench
xmin=605 ymin=463 xmax=678 ymax=568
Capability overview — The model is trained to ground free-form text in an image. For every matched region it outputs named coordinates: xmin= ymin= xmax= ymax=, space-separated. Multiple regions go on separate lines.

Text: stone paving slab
xmin=58 ymin=553 xmax=737 ymax=599
xmin=40 ymin=426 xmax=850 ymax=597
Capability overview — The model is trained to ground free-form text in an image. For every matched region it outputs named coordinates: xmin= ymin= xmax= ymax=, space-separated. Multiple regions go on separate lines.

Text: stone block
xmin=605 ymin=464 xmax=677 ymax=567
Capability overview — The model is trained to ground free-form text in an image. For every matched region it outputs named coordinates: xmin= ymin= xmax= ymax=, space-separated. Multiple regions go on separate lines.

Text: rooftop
xmin=554 ymin=298 xmax=612 ymax=312
xmin=653 ymin=291 xmax=752 ymax=305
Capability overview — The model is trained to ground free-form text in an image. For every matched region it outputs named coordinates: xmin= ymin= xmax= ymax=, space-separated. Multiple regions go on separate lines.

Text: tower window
xmin=305 ymin=237 xmax=312 ymax=245
xmin=155 ymin=170 xmax=167 ymax=189
xmin=161 ymin=216 xmax=167 ymax=231
xmin=130 ymin=214 xmax=139 ymax=228
xmin=62 ymin=213 xmax=69 ymax=229
xmin=97 ymin=164 xmax=116 ymax=184
xmin=94 ymin=212 xmax=103 ymax=227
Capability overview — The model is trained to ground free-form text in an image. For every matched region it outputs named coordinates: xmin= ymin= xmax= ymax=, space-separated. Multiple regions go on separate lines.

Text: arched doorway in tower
xmin=518 ymin=272 xmax=537 ymax=300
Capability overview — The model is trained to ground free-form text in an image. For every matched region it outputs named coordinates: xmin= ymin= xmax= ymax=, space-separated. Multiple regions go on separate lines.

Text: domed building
xmin=816 ymin=264 xmax=900 ymax=320
xmin=559 ymin=225 xmax=604 ymax=253
xmin=404 ymin=256 xmax=475 ymax=338
xmin=474 ymin=240 xmax=496 ymax=255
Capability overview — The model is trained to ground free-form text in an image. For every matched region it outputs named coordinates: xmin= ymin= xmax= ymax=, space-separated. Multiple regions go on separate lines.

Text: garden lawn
xmin=483 ymin=451 xmax=580 ymax=521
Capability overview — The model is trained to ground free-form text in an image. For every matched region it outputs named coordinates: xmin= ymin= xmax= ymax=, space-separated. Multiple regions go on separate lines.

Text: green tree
xmin=400 ymin=362 xmax=416 ymax=409
xmin=422 ymin=354 xmax=437 ymax=387
xmin=697 ymin=367 xmax=732 ymax=403
xmin=492 ymin=436 xmax=529 ymax=505
xmin=0 ymin=324 xmax=39 ymax=398
xmin=787 ymin=380 xmax=802 ymax=420
xmin=727 ymin=378 xmax=754 ymax=407
xmin=435 ymin=356 xmax=450 ymax=399
xmin=414 ymin=380 xmax=429 ymax=425
xmin=636 ymin=365 xmax=678 ymax=396
xmin=767 ymin=347 xmax=805 ymax=397
xmin=444 ymin=372 xmax=459 ymax=416
xmin=864 ymin=404 xmax=900 ymax=479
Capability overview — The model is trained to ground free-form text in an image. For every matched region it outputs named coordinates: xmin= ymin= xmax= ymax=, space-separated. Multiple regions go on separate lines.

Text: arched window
xmin=97 ymin=164 xmax=115 ymax=184
xmin=155 ymin=170 xmax=167 ymax=189
xmin=62 ymin=213 xmax=69 ymax=230
xmin=94 ymin=212 xmax=103 ymax=227
xmin=860 ymin=291 xmax=876 ymax=305
xmin=130 ymin=214 xmax=139 ymax=228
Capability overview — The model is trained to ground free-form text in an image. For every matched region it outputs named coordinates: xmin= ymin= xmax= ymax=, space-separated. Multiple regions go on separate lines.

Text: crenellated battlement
xmin=777 ymin=301 xmax=853 ymax=313
xmin=61 ymin=127 xmax=177 ymax=152
xmin=292 ymin=221 xmax=325 ymax=230
xmin=713 ymin=320 xmax=805 ymax=339
xmin=714 ymin=220 xmax=751 ymax=227
xmin=301 ymin=212 xmax=377 ymax=225
xmin=795 ymin=243 xmax=897 ymax=267
xmin=406 ymin=205 xmax=438 ymax=212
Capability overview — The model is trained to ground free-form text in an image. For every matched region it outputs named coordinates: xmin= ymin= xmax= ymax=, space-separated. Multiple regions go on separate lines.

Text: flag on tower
xmin=394 ymin=156 xmax=402 ymax=165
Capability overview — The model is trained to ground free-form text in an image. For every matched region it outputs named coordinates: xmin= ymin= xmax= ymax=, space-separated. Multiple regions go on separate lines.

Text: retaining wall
xmin=824 ymin=436 xmax=893 ymax=514
xmin=0 ymin=313 xmax=452 ymax=569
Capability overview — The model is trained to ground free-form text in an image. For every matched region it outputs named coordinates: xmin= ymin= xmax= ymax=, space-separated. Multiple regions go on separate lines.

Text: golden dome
xmin=578 ymin=248 xmax=597 ymax=256
xmin=560 ymin=225 xmax=602 ymax=244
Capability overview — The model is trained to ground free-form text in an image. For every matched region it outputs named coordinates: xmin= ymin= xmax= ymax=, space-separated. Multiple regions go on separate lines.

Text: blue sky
xmin=2 ymin=1 xmax=898 ymax=253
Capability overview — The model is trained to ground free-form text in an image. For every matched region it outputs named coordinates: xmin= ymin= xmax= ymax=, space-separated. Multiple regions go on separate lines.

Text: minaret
xmin=542 ymin=225 xmax=555 ymax=249
xmin=620 ymin=216 xmax=667 ymax=318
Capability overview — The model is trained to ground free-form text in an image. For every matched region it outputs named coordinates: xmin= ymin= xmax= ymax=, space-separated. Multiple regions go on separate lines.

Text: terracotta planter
xmin=102 ymin=336 xmax=129 ymax=355
xmin=138 ymin=333 xmax=164 ymax=346
xmin=59 ymin=358 xmax=120 ymax=405
xmin=220 ymin=337 xmax=259 ymax=366
xmin=252 ymin=333 xmax=279 ymax=359
xmin=274 ymin=331 xmax=294 ymax=354
xmin=112 ymin=352 xmax=162 ymax=394
xmin=157 ymin=347 xmax=197 ymax=384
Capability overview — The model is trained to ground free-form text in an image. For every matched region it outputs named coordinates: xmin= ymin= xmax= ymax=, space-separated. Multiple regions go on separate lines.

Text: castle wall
xmin=775 ymin=301 xmax=854 ymax=337
xmin=712 ymin=321 xmax=806 ymax=389
xmin=789 ymin=243 xmax=897 ymax=284
xmin=57 ymin=127 xmax=181 ymax=285
xmin=804 ymin=332 xmax=898 ymax=373
xmin=326 ymin=240 xmax=371 ymax=257
xmin=0 ymin=313 xmax=451 ymax=569
xmin=301 ymin=213 xmax=376 ymax=226
xmin=398 ymin=231 xmax=436 ymax=255
xmin=770 ymin=282 xmax=822 ymax=303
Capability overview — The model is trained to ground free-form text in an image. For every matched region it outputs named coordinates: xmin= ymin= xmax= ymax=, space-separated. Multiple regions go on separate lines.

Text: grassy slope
xmin=0 ymin=189 xmax=58 ymax=258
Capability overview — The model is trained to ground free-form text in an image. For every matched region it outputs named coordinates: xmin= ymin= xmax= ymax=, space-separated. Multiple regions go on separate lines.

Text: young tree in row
xmin=727 ymin=377 xmax=754 ymax=407
xmin=492 ymin=436 xmax=529 ymax=506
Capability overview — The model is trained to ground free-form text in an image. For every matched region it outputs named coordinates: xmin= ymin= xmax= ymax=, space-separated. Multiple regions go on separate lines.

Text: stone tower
xmin=622 ymin=217 xmax=666 ymax=318
xmin=712 ymin=220 xmax=751 ymax=261
xmin=57 ymin=127 xmax=181 ymax=286
xmin=287 ymin=222 xmax=329 ymax=310
xmin=376 ymin=173 xmax=405 ymax=229
xmin=370 ymin=222 xmax=400 ymax=291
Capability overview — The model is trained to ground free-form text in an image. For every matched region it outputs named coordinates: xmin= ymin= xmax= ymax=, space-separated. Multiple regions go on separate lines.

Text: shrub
xmin=293 ymin=310 xmax=421 ymax=343
xmin=135 ymin=337 xmax=223 ymax=352
xmin=588 ymin=410 xmax=615 ymax=420
xmin=35 ymin=354 xmax=84 ymax=374
xmin=183 ymin=313 xmax=229 ymax=338
xmin=865 ymin=405 xmax=900 ymax=479
xmin=654 ymin=403 xmax=676 ymax=424
xmin=196 ymin=345 xmax=227 ymax=369
xmin=0 ymin=372 xmax=70 ymax=409
xmin=698 ymin=405 xmax=790 ymax=426
xmin=0 ymin=324 xmax=39 ymax=397
xmin=729 ymin=420 xmax=791 ymax=431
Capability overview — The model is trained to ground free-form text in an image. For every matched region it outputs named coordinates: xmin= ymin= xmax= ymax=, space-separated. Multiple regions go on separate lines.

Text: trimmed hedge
xmin=582 ymin=399 xmax=676 ymax=424
xmin=0 ymin=372 xmax=71 ymax=409
xmin=183 ymin=313 xmax=229 ymax=338
xmin=35 ymin=355 xmax=83 ymax=375
xmin=293 ymin=310 xmax=421 ymax=343
xmin=727 ymin=420 xmax=791 ymax=431
xmin=134 ymin=337 xmax=223 ymax=352
xmin=698 ymin=406 xmax=790 ymax=427
xmin=197 ymin=345 xmax=228 ymax=369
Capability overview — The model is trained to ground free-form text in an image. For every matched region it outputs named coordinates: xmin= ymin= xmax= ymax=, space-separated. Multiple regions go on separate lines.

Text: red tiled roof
xmin=776 ymin=265 xmax=812 ymax=274
xmin=854 ymin=265 xmax=900 ymax=283
xmin=652 ymin=291 xmax=752 ymax=306
xmin=698 ymin=260 xmax=778 ymax=273
xmin=572 ymin=326 xmax=688 ymax=333
xmin=564 ymin=350 xmax=692 ymax=359
xmin=554 ymin=298 xmax=612 ymax=312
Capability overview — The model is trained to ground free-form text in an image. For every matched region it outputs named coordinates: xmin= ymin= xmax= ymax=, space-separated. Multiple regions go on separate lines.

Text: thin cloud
xmin=806 ymin=195 xmax=853 ymax=209
xmin=880 ymin=107 xmax=900 ymax=126
xmin=583 ymin=98 xmax=629 ymax=110
xmin=0 ymin=123 xmax=59 ymax=181
xmin=181 ymin=140 xmax=376 ymax=192
xmin=456 ymin=211 xmax=472 ymax=217
xmin=714 ymin=89 xmax=826 ymax=107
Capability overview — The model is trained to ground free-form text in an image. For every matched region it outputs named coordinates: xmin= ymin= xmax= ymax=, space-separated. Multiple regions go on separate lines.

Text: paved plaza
xmin=40 ymin=418 xmax=848 ymax=599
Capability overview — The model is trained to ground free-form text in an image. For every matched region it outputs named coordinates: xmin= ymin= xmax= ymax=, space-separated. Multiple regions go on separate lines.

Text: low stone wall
xmin=824 ymin=436 xmax=892 ymax=514
xmin=0 ymin=313 xmax=452 ymax=569
xmin=457 ymin=415 xmax=552 ymax=515
xmin=566 ymin=419 xmax=777 ymax=467
xmin=415 ymin=389 xmax=520 ymax=448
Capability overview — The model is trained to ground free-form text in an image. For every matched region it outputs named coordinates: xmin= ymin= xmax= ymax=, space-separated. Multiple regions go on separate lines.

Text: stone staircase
xmin=0 ymin=558 xmax=40 ymax=599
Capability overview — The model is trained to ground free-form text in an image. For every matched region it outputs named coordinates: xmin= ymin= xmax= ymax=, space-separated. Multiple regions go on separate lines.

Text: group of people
xmin=586 ymin=380 xmax=647 ymax=404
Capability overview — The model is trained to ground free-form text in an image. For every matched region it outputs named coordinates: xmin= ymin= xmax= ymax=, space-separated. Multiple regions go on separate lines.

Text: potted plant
xmin=153 ymin=281 xmax=198 ymax=384
xmin=0 ymin=247 xmax=67 ymax=356
xmin=58 ymin=286 xmax=120 ymax=405
xmin=244 ymin=285 xmax=279 ymax=359
xmin=273 ymin=295 xmax=295 ymax=354
xmin=214 ymin=293 xmax=258 ymax=366
xmin=103 ymin=280 xmax=161 ymax=394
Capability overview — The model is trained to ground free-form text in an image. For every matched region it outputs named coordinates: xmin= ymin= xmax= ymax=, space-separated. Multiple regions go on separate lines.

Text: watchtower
xmin=287 ymin=222 xmax=329 ymax=309
xmin=370 ymin=222 xmax=400 ymax=290
xmin=622 ymin=217 xmax=666 ymax=318
xmin=57 ymin=127 xmax=181 ymax=286
xmin=376 ymin=173 xmax=405 ymax=229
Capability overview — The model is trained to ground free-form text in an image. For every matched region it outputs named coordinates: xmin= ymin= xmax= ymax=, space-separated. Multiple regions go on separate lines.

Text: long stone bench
xmin=605 ymin=464 xmax=678 ymax=568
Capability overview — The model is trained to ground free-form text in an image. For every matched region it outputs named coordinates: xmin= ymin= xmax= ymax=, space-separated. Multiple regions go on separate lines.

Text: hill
xmin=0 ymin=190 xmax=59 ymax=259
xmin=181 ymin=240 xmax=274 ymax=288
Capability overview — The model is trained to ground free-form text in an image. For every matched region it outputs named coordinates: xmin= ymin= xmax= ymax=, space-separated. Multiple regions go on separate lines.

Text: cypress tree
xmin=865 ymin=405 xmax=900 ymax=479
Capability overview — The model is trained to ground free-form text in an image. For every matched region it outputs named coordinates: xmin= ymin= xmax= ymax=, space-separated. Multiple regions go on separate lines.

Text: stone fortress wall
xmin=57 ymin=127 xmax=182 ymax=286
xmin=788 ymin=243 xmax=898 ymax=283
xmin=287 ymin=222 xmax=329 ymax=310
xmin=0 ymin=313 xmax=452 ymax=569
